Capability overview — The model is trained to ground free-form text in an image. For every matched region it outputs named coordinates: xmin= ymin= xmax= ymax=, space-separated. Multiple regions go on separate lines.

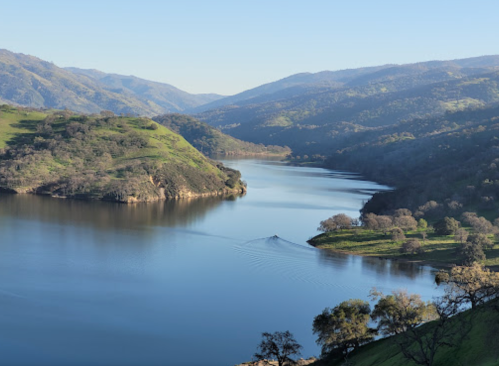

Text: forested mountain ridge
xmin=189 ymin=64 xmax=394 ymax=113
xmin=153 ymin=114 xmax=290 ymax=157
xmin=195 ymin=56 xmax=499 ymax=156
xmin=322 ymin=103 xmax=499 ymax=217
xmin=193 ymin=55 xmax=499 ymax=113
xmin=0 ymin=105 xmax=245 ymax=202
xmin=0 ymin=49 xmax=222 ymax=116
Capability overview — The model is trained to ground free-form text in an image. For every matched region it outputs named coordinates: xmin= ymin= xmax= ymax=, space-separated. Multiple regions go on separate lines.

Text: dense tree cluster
xmin=325 ymin=104 xmax=499 ymax=220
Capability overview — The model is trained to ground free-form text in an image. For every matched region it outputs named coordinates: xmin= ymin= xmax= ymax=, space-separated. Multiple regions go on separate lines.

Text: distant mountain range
xmin=194 ymin=55 xmax=499 ymax=155
xmin=0 ymin=49 xmax=223 ymax=116
xmin=3 ymin=49 xmax=499 ymax=157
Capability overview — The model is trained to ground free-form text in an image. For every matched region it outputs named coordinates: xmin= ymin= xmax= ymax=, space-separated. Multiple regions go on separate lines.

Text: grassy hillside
xmin=153 ymin=114 xmax=291 ymax=156
xmin=313 ymin=302 xmax=499 ymax=366
xmin=0 ymin=49 xmax=221 ymax=116
xmin=0 ymin=105 xmax=245 ymax=202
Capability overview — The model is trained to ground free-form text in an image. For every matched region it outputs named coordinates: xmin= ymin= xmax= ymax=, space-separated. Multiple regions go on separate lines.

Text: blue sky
xmin=2 ymin=0 xmax=499 ymax=95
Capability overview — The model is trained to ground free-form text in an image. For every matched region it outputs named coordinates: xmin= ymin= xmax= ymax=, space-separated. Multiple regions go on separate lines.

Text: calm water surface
xmin=0 ymin=159 xmax=441 ymax=366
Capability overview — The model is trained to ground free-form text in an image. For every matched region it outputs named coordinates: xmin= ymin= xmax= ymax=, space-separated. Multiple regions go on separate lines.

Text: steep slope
xmin=314 ymin=302 xmax=499 ymax=366
xmin=321 ymin=103 xmax=499 ymax=216
xmin=0 ymin=105 xmax=245 ymax=202
xmin=153 ymin=114 xmax=290 ymax=156
xmin=0 ymin=49 xmax=221 ymax=116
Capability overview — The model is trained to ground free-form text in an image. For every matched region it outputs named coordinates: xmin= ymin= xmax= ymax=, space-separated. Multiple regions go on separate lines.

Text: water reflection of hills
xmin=0 ymin=194 xmax=230 ymax=231
xmin=317 ymin=247 xmax=436 ymax=280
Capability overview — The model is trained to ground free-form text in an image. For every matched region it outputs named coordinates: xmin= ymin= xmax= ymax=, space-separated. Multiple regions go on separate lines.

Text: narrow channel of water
xmin=0 ymin=159 xmax=441 ymax=366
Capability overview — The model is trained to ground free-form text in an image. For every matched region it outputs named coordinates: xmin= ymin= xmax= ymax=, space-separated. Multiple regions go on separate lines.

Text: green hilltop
xmin=153 ymin=114 xmax=291 ymax=157
xmin=0 ymin=105 xmax=245 ymax=202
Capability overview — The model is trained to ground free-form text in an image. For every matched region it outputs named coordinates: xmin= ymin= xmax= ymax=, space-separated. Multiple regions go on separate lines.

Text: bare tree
xmin=397 ymin=296 xmax=471 ymax=366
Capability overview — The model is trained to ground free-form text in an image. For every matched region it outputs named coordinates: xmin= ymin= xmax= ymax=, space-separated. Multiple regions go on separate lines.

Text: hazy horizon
xmin=2 ymin=0 xmax=499 ymax=95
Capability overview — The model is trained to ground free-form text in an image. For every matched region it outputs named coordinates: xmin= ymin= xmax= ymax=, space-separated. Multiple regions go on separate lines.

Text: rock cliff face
xmin=0 ymin=106 xmax=246 ymax=203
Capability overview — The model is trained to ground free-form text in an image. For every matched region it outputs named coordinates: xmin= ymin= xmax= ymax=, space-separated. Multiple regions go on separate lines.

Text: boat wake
xmin=233 ymin=236 xmax=367 ymax=292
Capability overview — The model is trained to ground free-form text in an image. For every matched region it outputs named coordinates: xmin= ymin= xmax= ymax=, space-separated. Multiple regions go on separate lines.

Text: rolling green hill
xmin=0 ymin=105 xmax=245 ymax=202
xmin=153 ymin=114 xmax=290 ymax=157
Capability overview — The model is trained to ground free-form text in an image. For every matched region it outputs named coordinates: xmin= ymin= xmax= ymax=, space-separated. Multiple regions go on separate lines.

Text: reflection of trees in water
xmin=361 ymin=256 xmax=428 ymax=280
xmin=316 ymin=248 xmax=351 ymax=270
xmin=0 ymin=194 xmax=232 ymax=231
xmin=317 ymin=249 xmax=431 ymax=280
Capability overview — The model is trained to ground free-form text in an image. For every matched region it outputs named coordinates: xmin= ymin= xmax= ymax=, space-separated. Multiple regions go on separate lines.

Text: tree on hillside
xmin=461 ymin=212 xmax=478 ymax=225
xmin=434 ymin=217 xmax=460 ymax=236
xmin=393 ymin=208 xmax=412 ymax=217
xmin=253 ymin=331 xmax=302 ymax=366
xmin=467 ymin=216 xmax=495 ymax=235
xmin=397 ymin=296 xmax=469 ymax=366
xmin=392 ymin=227 xmax=406 ymax=242
xmin=454 ymin=228 xmax=469 ymax=245
xmin=458 ymin=234 xmax=488 ymax=266
xmin=394 ymin=215 xmax=418 ymax=231
xmin=418 ymin=218 xmax=428 ymax=230
xmin=312 ymin=300 xmax=375 ymax=358
xmin=376 ymin=215 xmax=394 ymax=235
xmin=362 ymin=213 xmax=379 ymax=230
xmin=458 ymin=241 xmax=485 ymax=266
xmin=370 ymin=289 xmax=437 ymax=336
xmin=468 ymin=233 xmax=494 ymax=250
xmin=435 ymin=263 xmax=499 ymax=309
xmin=400 ymin=239 xmax=423 ymax=254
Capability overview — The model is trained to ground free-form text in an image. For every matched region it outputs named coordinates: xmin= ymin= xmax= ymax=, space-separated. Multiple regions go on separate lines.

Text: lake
xmin=0 ymin=159 xmax=441 ymax=366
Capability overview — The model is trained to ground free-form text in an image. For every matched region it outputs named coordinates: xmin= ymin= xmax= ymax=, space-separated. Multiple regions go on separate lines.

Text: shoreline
xmin=0 ymin=185 xmax=247 ymax=204
xmin=308 ymin=236 xmax=499 ymax=272
xmin=311 ymin=244 xmax=454 ymax=270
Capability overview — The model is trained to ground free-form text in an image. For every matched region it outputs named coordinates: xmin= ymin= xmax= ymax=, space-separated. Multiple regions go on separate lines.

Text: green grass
xmin=0 ymin=107 xmax=46 ymax=148
xmin=314 ymin=302 xmax=499 ymax=366
xmin=309 ymin=229 xmax=499 ymax=268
